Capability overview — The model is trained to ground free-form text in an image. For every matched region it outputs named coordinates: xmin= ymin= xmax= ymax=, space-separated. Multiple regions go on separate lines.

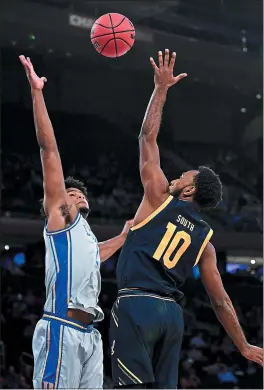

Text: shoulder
xmin=200 ymin=242 xmax=216 ymax=266
xmin=203 ymin=241 xmax=216 ymax=254
xmin=132 ymin=193 xmax=173 ymax=228
xmin=45 ymin=209 xmax=81 ymax=235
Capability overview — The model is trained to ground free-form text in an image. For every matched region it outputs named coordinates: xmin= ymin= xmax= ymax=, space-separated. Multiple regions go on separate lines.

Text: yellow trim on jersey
xmin=131 ymin=195 xmax=174 ymax=231
xmin=117 ymin=358 xmax=143 ymax=384
xmin=193 ymin=228 xmax=214 ymax=267
xmin=40 ymin=322 xmax=51 ymax=386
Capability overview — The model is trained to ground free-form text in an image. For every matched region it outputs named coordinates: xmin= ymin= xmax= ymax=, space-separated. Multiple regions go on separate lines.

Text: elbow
xmin=210 ymin=294 xmax=230 ymax=310
xmin=39 ymin=144 xmax=47 ymax=152
xmin=139 ymin=127 xmax=156 ymax=142
xmin=40 ymin=144 xmax=58 ymax=155
xmin=139 ymin=132 xmax=146 ymax=142
xmin=211 ymin=299 xmax=226 ymax=310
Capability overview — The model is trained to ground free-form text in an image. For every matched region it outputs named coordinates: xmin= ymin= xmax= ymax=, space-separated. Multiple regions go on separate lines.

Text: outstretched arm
xmin=199 ymin=242 xmax=263 ymax=366
xmin=19 ymin=56 xmax=67 ymax=219
xmin=139 ymin=50 xmax=187 ymax=206
xmin=99 ymin=220 xmax=133 ymax=262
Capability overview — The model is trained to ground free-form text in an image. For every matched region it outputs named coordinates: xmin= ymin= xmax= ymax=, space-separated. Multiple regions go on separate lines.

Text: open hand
xmin=150 ymin=49 xmax=187 ymax=89
xmin=121 ymin=219 xmax=134 ymax=236
xmin=241 ymin=344 xmax=263 ymax=366
xmin=19 ymin=55 xmax=47 ymax=90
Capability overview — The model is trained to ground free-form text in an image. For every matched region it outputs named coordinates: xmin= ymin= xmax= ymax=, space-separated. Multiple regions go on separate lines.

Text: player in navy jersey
xmin=19 ymin=55 xmax=133 ymax=389
xmin=110 ymin=50 xmax=263 ymax=389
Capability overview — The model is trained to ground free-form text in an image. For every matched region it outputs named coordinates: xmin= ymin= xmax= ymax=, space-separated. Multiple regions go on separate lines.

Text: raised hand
xmin=150 ymin=49 xmax=187 ymax=89
xmin=241 ymin=344 xmax=263 ymax=366
xmin=19 ymin=55 xmax=47 ymax=90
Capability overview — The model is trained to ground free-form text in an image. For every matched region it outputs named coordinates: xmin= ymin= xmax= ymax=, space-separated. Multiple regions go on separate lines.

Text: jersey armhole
xmin=131 ymin=195 xmax=174 ymax=231
xmin=45 ymin=213 xmax=81 ymax=236
xmin=193 ymin=228 xmax=214 ymax=267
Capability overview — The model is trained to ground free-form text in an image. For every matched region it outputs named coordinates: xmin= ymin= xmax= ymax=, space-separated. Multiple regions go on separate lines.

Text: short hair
xmin=40 ymin=176 xmax=88 ymax=217
xmin=64 ymin=176 xmax=88 ymax=199
xmin=193 ymin=166 xmax=222 ymax=210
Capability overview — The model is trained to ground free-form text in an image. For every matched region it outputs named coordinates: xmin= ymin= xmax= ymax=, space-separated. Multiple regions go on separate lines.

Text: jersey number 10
xmin=153 ymin=222 xmax=191 ymax=269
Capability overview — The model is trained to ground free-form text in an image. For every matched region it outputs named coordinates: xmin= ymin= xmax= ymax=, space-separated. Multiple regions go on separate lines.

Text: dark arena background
xmin=0 ymin=0 xmax=263 ymax=389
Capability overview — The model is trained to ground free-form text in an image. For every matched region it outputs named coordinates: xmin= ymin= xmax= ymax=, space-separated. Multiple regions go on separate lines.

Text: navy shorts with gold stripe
xmin=110 ymin=289 xmax=184 ymax=389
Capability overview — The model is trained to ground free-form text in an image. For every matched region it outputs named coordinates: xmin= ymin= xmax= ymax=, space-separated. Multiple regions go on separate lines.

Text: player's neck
xmin=79 ymin=207 xmax=89 ymax=219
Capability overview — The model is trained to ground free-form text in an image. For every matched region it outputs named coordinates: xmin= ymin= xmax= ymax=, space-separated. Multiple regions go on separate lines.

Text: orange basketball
xmin=90 ymin=13 xmax=135 ymax=58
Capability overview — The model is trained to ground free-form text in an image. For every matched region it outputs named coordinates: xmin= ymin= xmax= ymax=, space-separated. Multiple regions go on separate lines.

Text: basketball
xmin=90 ymin=13 xmax=135 ymax=58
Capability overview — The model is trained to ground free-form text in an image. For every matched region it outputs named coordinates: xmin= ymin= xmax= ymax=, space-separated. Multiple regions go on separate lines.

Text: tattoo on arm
xmin=139 ymin=87 xmax=167 ymax=141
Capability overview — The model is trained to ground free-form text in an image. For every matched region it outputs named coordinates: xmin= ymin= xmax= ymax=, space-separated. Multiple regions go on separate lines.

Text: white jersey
xmin=43 ymin=213 xmax=104 ymax=322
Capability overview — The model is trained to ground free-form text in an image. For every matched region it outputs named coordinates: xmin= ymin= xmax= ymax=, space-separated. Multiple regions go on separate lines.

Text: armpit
xmin=60 ymin=203 xmax=71 ymax=224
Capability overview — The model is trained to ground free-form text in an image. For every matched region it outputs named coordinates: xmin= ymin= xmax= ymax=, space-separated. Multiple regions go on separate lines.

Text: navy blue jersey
xmin=116 ymin=196 xmax=213 ymax=299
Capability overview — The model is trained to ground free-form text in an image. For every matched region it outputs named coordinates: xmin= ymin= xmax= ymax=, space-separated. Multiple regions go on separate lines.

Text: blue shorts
xmin=32 ymin=312 xmax=103 ymax=389
xmin=110 ymin=290 xmax=184 ymax=388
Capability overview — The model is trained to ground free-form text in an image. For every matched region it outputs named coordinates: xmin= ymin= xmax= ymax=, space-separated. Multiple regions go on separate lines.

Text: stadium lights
xmin=241 ymin=29 xmax=247 ymax=53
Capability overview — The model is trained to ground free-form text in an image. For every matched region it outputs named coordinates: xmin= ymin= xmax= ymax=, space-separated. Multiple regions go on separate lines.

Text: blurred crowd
xmin=0 ymin=246 xmax=263 ymax=389
xmin=1 ymin=146 xmax=262 ymax=232
xmin=1 ymin=151 xmax=141 ymax=220
xmin=1 ymin=102 xmax=262 ymax=232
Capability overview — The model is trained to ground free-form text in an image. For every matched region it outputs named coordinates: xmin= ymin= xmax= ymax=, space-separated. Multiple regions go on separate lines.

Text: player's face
xmin=66 ymin=188 xmax=89 ymax=216
xmin=169 ymin=170 xmax=199 ymax=198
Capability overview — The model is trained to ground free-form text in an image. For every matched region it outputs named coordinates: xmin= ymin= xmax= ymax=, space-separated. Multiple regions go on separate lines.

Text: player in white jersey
xmin=19 ymin=55 xmax=133 ymax=389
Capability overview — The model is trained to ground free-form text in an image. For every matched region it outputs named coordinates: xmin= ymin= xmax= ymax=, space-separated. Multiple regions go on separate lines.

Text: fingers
xmin=26 ymin=57 xmax=34 ymax=69
xmin=169 ymin=51 xmax=176 ymax=70
xmin=158 ymin=51 xmax=163 ymax=68
xmin=164 ymin=49 xmax=169 ymax=67
xmin=152 ymin=50 xmax=182 ymax=72
xmin=256 ymin=349 xmax=263 ymax=366
xmin=253 ymin=355 xmax=263 ymax=366
xmin=41 ymin=77 xmax=47 ymax=83
xmin=173 ymin=73 xmax=188 ymax=84
xmin=19 ymin=55 xmax=33 ymax=72
xmin=247 ymin=347 xmax=263 ymax=366
xmin=19 ymin=55 xmax=25 ymax=63
xmin=149 ymin=57 xmax=159 ymax=72
xmin=19 ymin=55 xmax=28 ymax=67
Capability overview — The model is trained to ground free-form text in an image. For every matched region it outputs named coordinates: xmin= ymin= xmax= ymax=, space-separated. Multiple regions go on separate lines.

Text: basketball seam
xmin=100 ymin=37 xmax=132 ymax=56
xmin=95 ymin=15 xmax=126 ymax=29
xmin=99 ymin=38 xmax=112 ymax=54
xmin=108 ymin=13 xmax=118 ymax=58
xmin=116 ymin=37 xmax=132 ymax=48
xmin=91 ymin=29 xmax=135 ymax=39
